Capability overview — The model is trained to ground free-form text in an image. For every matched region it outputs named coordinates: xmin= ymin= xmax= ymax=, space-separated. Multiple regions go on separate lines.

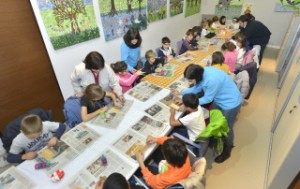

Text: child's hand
xmin=95 ymin=176 xmax=106 ymax=189
xmin=174 ymin=98 xmax=183 ymax=105
xmin=22 ymin=151 xmax=37 ymax=160
xmin=114 ymin=102 xmax=123 ymax=109
xmin=132 ymin=69 xmax=137 ymax=73
xmin=135 ymin=150 xmax=144 ymax=163
xmin=170 ymin=108 xmax=176 ymax=114
xmin=146 ymin=135 xmax=157 ymax=144
xmin=135 ymin=70 xmax=145 ymax=76
xmin=155 ymin=68 xmax=162 ymax=73
xmin=48 ymin=137 xmax=58 ymax=147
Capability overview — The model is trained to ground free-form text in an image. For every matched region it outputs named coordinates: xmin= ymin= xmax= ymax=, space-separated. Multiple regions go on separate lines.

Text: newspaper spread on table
xmin=144 ymin=102 xmax=170 ymax=123
xmin=64 ymin=148 xmax=135 ymax=189
xmin=127 ymin=82 xmax=162 ymax=102
xmin=90 ymin=100 xmax=133 ymax=128
xmin=112 ymin=129 xmax=147 ymax=161
xmin=154 ymin=64 xmax=177 ymax=78
xmin=198 ymin=41 xmax=210 ymax=52
xmin=174 ymin=53 xmax=197 ymax=63
xmin=167 ymin=77 xmax=189 ymax=93
xmin=131 ymin=115 xmax=168 ymax=137
xmin=37 ymin=124 xmax=101 ymax=175
xmin=0 ymin=166 xmax=35 ymax=189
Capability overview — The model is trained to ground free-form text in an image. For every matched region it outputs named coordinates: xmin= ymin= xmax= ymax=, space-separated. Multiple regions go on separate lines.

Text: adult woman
xmin=70 ymin=51 xmax=124 ymax=102
xmin=120 ymin=28 xmax=142 ymax=72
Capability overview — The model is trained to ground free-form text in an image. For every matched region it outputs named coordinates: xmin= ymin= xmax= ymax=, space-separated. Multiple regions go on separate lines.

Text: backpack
xmin=63 ymin=96 xmax=82 ymax=129
xmin=2 ymin=109 xmax=52 ymax=152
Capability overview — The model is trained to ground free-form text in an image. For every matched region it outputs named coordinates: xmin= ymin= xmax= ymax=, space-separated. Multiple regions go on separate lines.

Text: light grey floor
xmin=205 ymin=48 xmax=279 ymax=189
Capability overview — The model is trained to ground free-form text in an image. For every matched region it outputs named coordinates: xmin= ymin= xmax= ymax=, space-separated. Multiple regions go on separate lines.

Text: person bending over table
xmin=177 ymin=64 xmax=242 ymax=163
xmin=70 ymin=51 xmax=124 ymax=102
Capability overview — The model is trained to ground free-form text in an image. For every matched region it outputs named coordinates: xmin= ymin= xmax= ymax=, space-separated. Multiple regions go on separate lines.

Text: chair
xmin=63 ymin=96 xmax=82 ymax=129
xmin=176 ymin=40 xmax=183 ymax=55
xmin=1 ymin=109 xmax=52 ymax=152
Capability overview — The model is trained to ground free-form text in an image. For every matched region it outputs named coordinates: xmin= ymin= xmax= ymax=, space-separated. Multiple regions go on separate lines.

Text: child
xmin=200 ymin=20 xmax=209 ymax=38
xmin=111 ymin=61 xmax=144 ymax=93
xmin=210 ymin=16 xmax=219 ymax=31
xmin=96 ymin=172 xmax=145 ymax=189
xmin=142 ymin=50 xmax=164 ymax=75
xmin=235 ymin=33 xmax=255 ymax=67
xmin=7 ymin=115 xmax=66 ymax=163
xmin=191 ymin=26 xmax=202 ymax=46
xmin=231 ymin=17 xmax=239 ymax=29
xmin=211 ymin=51 xmax=230 ymax=74
xmin=136 ymin=136 xmax=191 ymax=189
xmin=179 ymin=29 xmax=198 ymax=55
xmin=221 ymin=41 xmax=238 ymax=72
xmin=169 ymin=93 xmax=206 ymax=141
xmin=219 ymin=15 xmax=226 ymax=26
xmin=81 ymin=84 xmax=122 ymax=121
xmin=157 ymin=37 xmax=176 ymax=63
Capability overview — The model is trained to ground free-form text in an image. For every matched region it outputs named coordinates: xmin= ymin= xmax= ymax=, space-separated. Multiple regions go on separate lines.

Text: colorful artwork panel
xmin=185 ymin=0 xmax=201 ymax=17
xmin=147 ymin=0 xmax=167 ymax=23
xmin=99 ymin=0 xmax=147 ymax=41
xmin=214 ymin=0 xmax=244 ymax=19
xmin=274 ymin=0 xmax=300 ymax=13
xmin=170 ymin=0 xmax=184 ymax=17
xmin=36 ymin=0 xmax=100 ymax=50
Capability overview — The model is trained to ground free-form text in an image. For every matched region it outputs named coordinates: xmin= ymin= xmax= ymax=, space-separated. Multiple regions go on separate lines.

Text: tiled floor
xmin=205 ymin=48 xmax=279 ymax=189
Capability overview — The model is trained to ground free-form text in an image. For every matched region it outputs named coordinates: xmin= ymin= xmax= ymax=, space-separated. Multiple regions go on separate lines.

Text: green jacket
xmin=195 ymin=109 xmax=229 ymax=153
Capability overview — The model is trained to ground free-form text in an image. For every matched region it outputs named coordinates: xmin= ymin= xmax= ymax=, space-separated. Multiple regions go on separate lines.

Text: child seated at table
xmin=111 ymin=61 xmax=144 ymax=93
xmin=169 ymin=93 xmax=206 ymax=141
xmin=81 ymin=84 xmax=122 ymax=121
xmin=221 ymin=41 xmax=238 ymax=72
xmin=211 ymin=51 xmax=230 ymax=74
xmin=179 ymin=29 xmax=198 ymax=55
xmin=136 ymin=136 xmax=191 ymax=189
xmin=96 ymin=172 xmax=145 ymax=189
xmin=142 ymin=50 xmax=164 ymax=75
xmin=157 ymin=37 xmax=176 ymax=63
xmin=7 ymin=115 xmax=66 ymax=163
xmin=200 ymin=20 xmax=209 ymax=38
xmin=191 ymin=26 xmax=202 ymax=46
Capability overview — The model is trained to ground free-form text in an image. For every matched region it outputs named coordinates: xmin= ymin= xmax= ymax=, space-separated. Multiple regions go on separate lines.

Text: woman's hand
xmin=135 ymin=70 xmax=145 ymax=76
xmin=118 ymin=95 xmax=125 ymax=103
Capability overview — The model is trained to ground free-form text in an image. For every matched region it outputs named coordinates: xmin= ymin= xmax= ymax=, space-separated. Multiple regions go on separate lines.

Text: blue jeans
xmin=213 ymin=103 xmax=241 ymax=147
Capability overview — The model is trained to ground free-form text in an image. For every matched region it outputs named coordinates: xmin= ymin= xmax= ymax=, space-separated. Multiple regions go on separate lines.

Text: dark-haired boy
xmin=136 ymin=136 xmax=191 ymax=189
xmin=157 ymin=37 xmax=176 ymax=63
xmin=170 ymin=93 xmax=206 ymax=141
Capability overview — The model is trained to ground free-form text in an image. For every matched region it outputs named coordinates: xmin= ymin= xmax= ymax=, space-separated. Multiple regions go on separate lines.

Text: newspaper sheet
xmin=144 ymin=102 xmax=170 ymax=123
xmin=174 ymin=53 xmax=197 ymax=63
xmin=37 ymin=124 xmax=101 ymax=175
xmin=64 ymin=149 xmax=135 ymax=189
xmin=112 ymin=130 xmax=147 ymax=160
xmin=167 ymin=77 xmax=189 ymax=93
xmin=160 ymin=90 xmax=183 ymax=110
xmin=90 ymin=100 xmax=133 ymax=128
xmin=154 ymin=64 xmax=177 ymax=78
xmin=0 ymin=166 xmax=35 ymax=189
xmin=127 ymin=82 xmax=162 ymax=102
xmin=131 ymin=115 xmax=168 ymax=137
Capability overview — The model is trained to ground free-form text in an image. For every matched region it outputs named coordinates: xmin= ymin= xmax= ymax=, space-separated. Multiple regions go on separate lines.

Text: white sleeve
xmin=9 ymin=135 xmax=25 ymax=154
xmin=70 ymin=64 xmax=84 ymax=94
xmin=179 ymin=114 xmax=192 ymax=127
xmin=42 ymin=121 xmax=60 ymax=132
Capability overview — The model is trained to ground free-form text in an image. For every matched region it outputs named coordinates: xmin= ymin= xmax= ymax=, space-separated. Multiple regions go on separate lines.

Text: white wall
xmin=30 ymin=0 xmax=293 ymax=100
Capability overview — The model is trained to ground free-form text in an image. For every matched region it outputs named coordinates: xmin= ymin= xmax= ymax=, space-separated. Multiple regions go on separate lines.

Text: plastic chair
xmin=176 ymin=40 xmax=183 ymax=55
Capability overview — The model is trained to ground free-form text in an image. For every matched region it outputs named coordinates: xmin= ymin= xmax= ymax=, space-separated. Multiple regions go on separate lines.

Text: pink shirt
xmin=116 ymin=72 xmax=139 ymax=93
xmin=224 ymin=50 xmax=238 ymax=72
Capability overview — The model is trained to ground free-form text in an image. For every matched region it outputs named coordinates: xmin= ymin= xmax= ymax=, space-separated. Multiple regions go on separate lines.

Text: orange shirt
xmin=141 ymin=136 xmax=192 ymax=189
xmin=212 ymin=64 xmax=230 ymax=74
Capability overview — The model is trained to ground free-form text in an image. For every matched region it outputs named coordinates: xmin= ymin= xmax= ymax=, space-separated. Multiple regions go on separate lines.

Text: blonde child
xmin=221 ymin=41 xmax=238 ymax=72
xmin=142 ymin=50 xmax=164 ymax=75
xmin=7 ymin=115 xmax=66 ymax=163
xmin=80 ymin=84 xmax=122 ymax=121
xmin=200 ymin=20 xmax=209 ymax=38
xmin=111 ymin=61 xmax=144 ymax=93
xmin=179 ymin=29 xmax=198 ymax=55
xmin=211 ymin=51 xmax=230 ymax=74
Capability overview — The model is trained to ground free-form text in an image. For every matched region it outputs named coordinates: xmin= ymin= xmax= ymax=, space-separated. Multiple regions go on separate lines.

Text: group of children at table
xmin=5 ymin=14 xmax=260 ymax=189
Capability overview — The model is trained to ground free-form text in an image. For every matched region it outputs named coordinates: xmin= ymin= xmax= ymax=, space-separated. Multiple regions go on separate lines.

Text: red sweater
xmin=116 ymin=72 xmax=139 ymax=93
xmin=141 ymin=136 xmax=191 ymax=189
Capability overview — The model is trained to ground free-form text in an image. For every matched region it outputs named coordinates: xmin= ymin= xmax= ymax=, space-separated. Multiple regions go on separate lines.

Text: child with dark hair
xmin=142 ymin=50 xmax=164 ymax=75
xmin=121 ymin=28 xmax=143 ymax=72
xmin=169 ymin=93 xmax=206 ymax=141
xmin=191 ymin=26 xmax=202 ymax=46
xmin=179 ymin=29 xmax=198 ymax=55
xmin=111 ymin=61 xmax=144 ymax=93
xmin=80 ymin=84 xmax=122 ymax=121
xmin=221 ymin=41 xmax=238 ymax=72
xmin=219 ymin=16 xmax=226 ymax=25
xmin=95 ymin=172 xmax=145 ymax=189
xmin=211 ymin=51 xmax=230 ymax=74
xmin=157 ymin=37 xmax=176 ymax=63
xmin=136 ymin=136 xmax=191 ymax=189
